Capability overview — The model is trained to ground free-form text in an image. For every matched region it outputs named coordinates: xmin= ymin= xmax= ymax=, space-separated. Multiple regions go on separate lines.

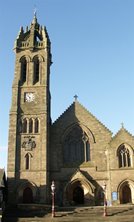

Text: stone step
xmin=4 ymin=205 xmax=134 ymax=222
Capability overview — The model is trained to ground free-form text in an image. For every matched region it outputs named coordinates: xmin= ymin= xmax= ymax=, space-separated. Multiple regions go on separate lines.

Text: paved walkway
xmin=4 ymin=205 xmax=134 ymax=222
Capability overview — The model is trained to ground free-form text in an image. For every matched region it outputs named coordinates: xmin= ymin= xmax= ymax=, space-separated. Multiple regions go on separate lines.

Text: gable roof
xmin=70 ymin=168 xmax=86 ymax=181
xmin=110 ymin=126 xmax=134 ymax=143
xmin=52 ymin=100 xmax=112 ymax=134
xmin=69 ymin=169 xmax=95 ymax=192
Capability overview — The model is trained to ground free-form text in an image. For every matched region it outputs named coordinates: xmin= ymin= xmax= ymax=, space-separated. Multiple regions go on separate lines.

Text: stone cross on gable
xmin=74 ymin=95 xmax=78 ymax=101
xmin=121 ymin=122 xmax=124 ymax=128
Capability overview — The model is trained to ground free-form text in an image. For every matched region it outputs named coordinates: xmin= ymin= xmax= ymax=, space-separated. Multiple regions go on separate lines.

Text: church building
xmin=7 ymin=15 xmax=134 ymax=207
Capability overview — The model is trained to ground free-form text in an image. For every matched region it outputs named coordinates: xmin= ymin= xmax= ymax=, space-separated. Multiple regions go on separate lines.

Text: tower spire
xmin=34 ymin=6 xmax=37 ymax=17
xmin=32 ymin=7 xmax=37 ymax=24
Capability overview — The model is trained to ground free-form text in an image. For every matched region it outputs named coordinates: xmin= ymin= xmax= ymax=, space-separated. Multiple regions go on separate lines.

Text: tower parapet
xmin=14 ymin=14 xmax=50 ymax=51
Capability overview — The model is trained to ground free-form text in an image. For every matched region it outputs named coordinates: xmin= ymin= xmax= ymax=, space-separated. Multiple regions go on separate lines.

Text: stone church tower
xmin=7 ymin=14 xmax=52 ymax=204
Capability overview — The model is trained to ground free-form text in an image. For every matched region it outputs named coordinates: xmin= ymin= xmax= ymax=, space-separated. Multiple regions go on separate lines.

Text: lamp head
xmin=51 ymin=181 xmax=55 ymax=192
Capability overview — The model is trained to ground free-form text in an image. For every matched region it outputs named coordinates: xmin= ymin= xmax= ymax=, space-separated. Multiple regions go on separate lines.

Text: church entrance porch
xmin=64 ymin=179 xmax=95 ymax=206
xmin=118 ymin=180 xmax=134 ymax=204
xmin=17 ymin=181 xmax=38 ymax=204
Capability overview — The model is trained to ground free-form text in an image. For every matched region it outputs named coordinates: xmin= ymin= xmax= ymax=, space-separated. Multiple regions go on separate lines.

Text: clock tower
xmin=7 ymin=14 xmax=52 ymax=204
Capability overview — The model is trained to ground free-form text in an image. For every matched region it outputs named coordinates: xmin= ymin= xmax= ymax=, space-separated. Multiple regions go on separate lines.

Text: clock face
xmin=25 ymin=92 xmax=35 ymax=102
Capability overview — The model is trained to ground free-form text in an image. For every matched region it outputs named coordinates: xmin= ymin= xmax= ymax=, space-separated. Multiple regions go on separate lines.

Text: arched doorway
xmin=122 ymin=185 xmax=132 ymax=204
xmin=73 ymin=186 xmax=84 ymax=204
xmin=64 ymin=178 xmax=95 ymax=206
xmin=23 ymin=187 xmax=33 ymax=203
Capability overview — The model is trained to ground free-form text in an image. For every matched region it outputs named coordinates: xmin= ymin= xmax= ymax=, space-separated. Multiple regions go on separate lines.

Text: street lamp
xmin=0 ymin=189 xmax=3 ymax=222
xmin=102 ymin=182 xmax=107 ymax=217
xmin=51 ymin=181 xmax=56 ymax=218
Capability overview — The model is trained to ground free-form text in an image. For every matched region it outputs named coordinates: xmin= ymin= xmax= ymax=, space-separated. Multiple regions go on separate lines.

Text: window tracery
xmin=63 ymin=125 xmax=90 ymax=165
xmin=118 ymin=144 xmax=132 ymax=168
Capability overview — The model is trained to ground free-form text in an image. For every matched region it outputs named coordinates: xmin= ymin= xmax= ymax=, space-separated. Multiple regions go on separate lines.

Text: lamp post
xmin=102 ymin=182 xmax=107 ymax=217
xmin=51 ymin=181 xmax=55 ymax=218
xmin=0 ymin=189 xmax=3 ymax=222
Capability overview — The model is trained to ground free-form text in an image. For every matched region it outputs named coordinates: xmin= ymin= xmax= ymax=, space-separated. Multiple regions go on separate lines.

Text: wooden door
xmin=122 ymin=185 xmax=131 ymax=204
xmin=73 ymin=186 xmax=84 ymax=204
xmin=23 ymin=187 xmax=33 ymax=203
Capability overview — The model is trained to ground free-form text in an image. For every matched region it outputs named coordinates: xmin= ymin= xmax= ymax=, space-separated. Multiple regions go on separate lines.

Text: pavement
xmin=3 ymin=205 xmax=134 ymax=222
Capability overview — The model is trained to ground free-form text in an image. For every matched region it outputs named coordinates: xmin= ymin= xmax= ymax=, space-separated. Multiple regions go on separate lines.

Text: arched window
xmin=21 ymin=57 xmax=27 ymax=83
xmin=33 ymin=57 xmax=39 ymax=84
xmin=25 ymin=153 xmax=30 ymax=170
xmin=118 ymin=144 xmax=132 ymax=168
xmin=35 ymin=118 xmax=39 ymax=133
xmin=29 ymin=118 xmax=33 ymax=133
xmin=22 ymin=118 xmax=28 ymax=133
xmin=63 ymin=125 xmax=90 ymax=165
xmin=86 ymin=141 xmax=90 ymax=161
xmin=82 ymin=133 xmax=90 ymax=162
xmin=25 ymin=153 xmax=32 ymax=170
xmin=18 ymin=119 xmax=22 ymax=133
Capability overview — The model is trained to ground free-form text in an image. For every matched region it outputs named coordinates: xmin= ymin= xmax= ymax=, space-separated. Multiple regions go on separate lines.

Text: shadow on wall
xmin=6 ymin=177 xmax=51 ymax=220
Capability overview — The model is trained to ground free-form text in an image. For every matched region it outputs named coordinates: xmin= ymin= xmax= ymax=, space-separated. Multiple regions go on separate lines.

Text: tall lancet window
xmin=22 ymin=118 xmax=28 ymax=133
xmin=29 ymin=118 xmax=33 ymax=133
xmin=35 ymin=118 xmax=39 ymax=133
xmin=33 ymin=57 xmax=39 ymax=84
xmin=21 ymin=57 xmax=27 ymax=83
xmin=118 ymin=144 xmax=132 ymax=168
xmin=82 ymin=133 xmax=90 ymax=162
xmin=25 ymin=153 xmax=32 ymax=170
xmin=63 ymin=125 xmax=90 ymax=165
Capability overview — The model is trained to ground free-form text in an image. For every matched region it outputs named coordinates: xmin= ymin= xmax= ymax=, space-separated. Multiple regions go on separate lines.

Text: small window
xmin=86 ymin=141 xmax=90 ymax=161
xmin=25 ymin=153 xmax=30 ymax=170
xmin=35 ymin=118 xmax=39 ymax=133
xmin=25 ymin=153 xmax=32 ymax=170
xmin=18 ymin=119 xmax=22 ymax=133
xmin=29 ymin=118 xmax=33 ymax=133
xmin=22 ymin=118 xmax=27 ymax=133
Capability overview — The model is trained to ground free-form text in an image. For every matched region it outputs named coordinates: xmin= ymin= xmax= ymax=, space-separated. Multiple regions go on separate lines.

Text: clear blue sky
xmin=1 ymin=0 xmax=134 ymax=169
